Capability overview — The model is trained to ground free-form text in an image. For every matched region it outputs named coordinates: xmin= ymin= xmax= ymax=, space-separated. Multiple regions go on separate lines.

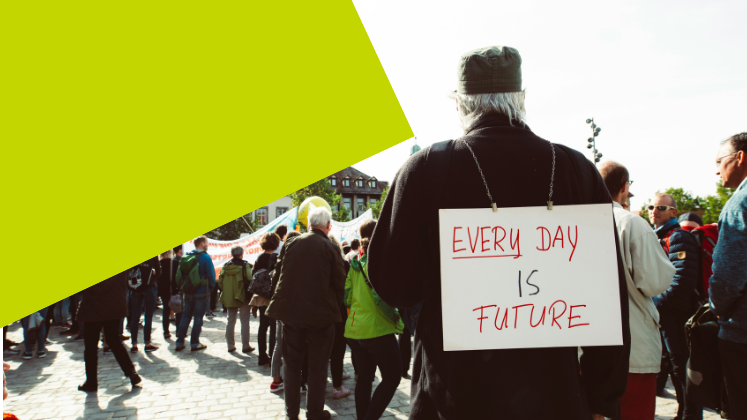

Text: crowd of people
xmin=4 ymin=45 xmax=747 ymax=420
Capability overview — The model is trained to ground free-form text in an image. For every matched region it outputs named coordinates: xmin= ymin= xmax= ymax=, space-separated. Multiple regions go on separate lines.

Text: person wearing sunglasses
xmin=648 ymin=193 xmax=704 ymax=420
xmin=708 ymin=132 xmax=747 ymax=419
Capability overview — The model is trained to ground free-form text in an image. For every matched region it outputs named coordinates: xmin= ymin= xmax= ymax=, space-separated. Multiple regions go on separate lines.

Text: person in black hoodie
xmin=159 ymin=249 xmax=179 ymax=339
xmin=367 ymin=46 xmax=630 ymax=420
xmin=128 ymin=255 xmax=162 ymax=353
xmin=77 ymin=271 xmax=141 ymax=392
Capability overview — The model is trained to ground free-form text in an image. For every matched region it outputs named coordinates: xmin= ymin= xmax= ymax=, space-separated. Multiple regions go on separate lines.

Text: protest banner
xmin=183 ymin=207 xmax=298 ymax=277
xmin=329 ymin=209 xmax=373 ymax=244
xmin=438 ymin=203 xmax=621 ymax=351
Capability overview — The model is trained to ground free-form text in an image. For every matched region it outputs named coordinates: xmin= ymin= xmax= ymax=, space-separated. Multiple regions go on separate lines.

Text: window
xmin=256 ymin=208 xmax=268 ymax=226
xmin=342 ymin=198 xmax=352 ymax=211
xmin=369 ymin=198 xmax=378 ymax=205
xmin=356 ymin=179 xmax=364 ymax=188
xmin=370 ymin=180 xmax=377 ymax=188
xmin=343 ymin=178 xmax=350 ymax=187
xmin=357 ymin=197 xmax=365 ymax=214
xmin=330 ymin=178 xmax=337 ymax=187
xmin=276 ymin=207 xmax=288 ymax=218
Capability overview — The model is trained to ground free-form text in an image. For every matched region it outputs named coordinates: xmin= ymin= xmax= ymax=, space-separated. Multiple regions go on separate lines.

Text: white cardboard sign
xmin=439 ymin=204 xmax=622 ymax=351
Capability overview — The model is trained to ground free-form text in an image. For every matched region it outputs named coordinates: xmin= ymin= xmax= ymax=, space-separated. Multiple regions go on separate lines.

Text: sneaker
xmin=22 ymin=352 xmax=33 ymax=360
xmin=333 ymin=386 xmax=351 ymax=399
xmin=120 ymin=335 xmax=129 ymax=341
xmin=73 ymin=334 xmax=85 ymax=341
xmin=244 ymin=345 xmax=256 ymax=352
xmin=78 ymin=382 xmax=98 ymax=392
xmin=258 ymin=355 xmax=271 ymax=366
xmin=4 ymin=348 xmax=20 ymax=355
xmin=228 ymin=347 xmax=236 ymax=353
xmin=300 ymin=384 xmax=308 ymax=393
xmin=206 ymin=311 xmax=216 ymax=318
xmin=144 ymin=344 xmax=159 ymax=352
xmin=191 ymin=343 xmax=207 ymax=352
xmin=163 ymin=333 xmax=172 ymax=339
xmin=175 ymin=345 xmax=186 ymax=352
xmin=131 ymin=345 xmax=138 ymax=353
xmin=103 ymin=347 xmax=112 ymax=355
xmin=37 ymin=350 xmax=47 ymax=358
xmin=270 ymin=381 xmax=284 ymax=393
xmin=129 ymin=372 xmax=142 ymax=387
xmin=45 ymin=339 xmax=53 ymax=345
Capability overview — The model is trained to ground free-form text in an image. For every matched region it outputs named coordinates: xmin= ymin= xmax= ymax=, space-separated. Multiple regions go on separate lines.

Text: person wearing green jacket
xmin=218 ymin=246 xmax=253 ymax=353
xmin=344 ymin=219 xmax=403 ymax=420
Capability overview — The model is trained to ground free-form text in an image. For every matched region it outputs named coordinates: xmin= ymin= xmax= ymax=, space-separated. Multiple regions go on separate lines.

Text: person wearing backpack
xmin=175 ymin=236 xmax=216 ymax=352
xmin=218 ymin=245 xmax=253 ymax=353
xmin=678 ymin=213 xmax=719 ymax=299
xmin=345 ymin=219 xmax=404 ymax=420
xmin=128 ymin=254 xmax=162 ymax=353
xmin=648 ymin=193 xmax=704 ymax=420
xmin=709 ymin=133 xmax=747 ymax=420
xmin=158 ymin=249 xmax=178 ymax=339
xmin=250 ymin=232 xmax=280 ymax=365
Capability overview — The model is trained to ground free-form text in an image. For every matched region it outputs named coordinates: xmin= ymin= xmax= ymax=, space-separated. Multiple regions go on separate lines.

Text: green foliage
xmin=367 ymin=185 xmax=389 ymax=219
xmin=289 ymin=177 xmax=350 ymax=223
xmin=639 ymin=182 xmax=735 ymax=226
xmin=206 ymin=214 xmax=262 ymax=241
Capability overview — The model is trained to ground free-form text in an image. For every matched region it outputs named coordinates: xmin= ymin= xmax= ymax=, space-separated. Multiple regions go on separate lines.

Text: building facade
xmin=249 ymin=195 xmax=293 ymax=227
xmin=328 ymin=167 xmax=388 ymax=219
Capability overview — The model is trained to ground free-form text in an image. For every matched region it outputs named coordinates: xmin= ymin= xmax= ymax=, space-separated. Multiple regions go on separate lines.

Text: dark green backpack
xmin=176 ymin=252 xmax=208 ymax=294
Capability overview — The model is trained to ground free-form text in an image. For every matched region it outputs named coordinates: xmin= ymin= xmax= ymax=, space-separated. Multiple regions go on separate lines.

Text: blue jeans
xmin=130 ymin=287 xmax=157 ymax=345
xmin=347 ymin=334 xmax=402 ymax=420
xmin=176 ymin=293 xmax=207 ymax=348
xmin=21 ymin=307 xmax=49 ymax=353
xmin=53 ymin=297 xmax=70 ymax=324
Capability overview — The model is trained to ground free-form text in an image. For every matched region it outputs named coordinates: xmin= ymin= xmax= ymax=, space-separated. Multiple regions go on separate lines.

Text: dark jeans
xmin=83 ymin=319 xmax=135 ymax=386
xmin=43 ymin=303 xmax=55 ymax=340
xmin=282 ymin=322 xmax=335 ymax=420
xmin=209 ymin=287 xmax=219 ymax=312
xmin=659 ymin=307 xmax=703 ymax=420
xmin=159 ymin=291 xmax=179 ymax=336
xmin=331 ymin=321 xmax=347 ymax=388
xmin=20 ymin=308 xmax=49 ymax=353
xmin=398 ymin=326 xmax=412 ymax=376
xmin=176 ymin=293 xmax=208 ymax=348
xmin=130 ymin=287 xmax=157 ymax=345
xmin=348 ymin=334 xmax=402 ymax=420
xmin=720 ymin=339 xmax=747 ymax=420
xmin=69 ymin=293 xmax=85 ymax=335
xmin=258 ymin=306 xmax=276 ymax=359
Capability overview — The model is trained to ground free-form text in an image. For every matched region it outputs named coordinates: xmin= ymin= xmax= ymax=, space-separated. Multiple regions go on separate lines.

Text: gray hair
xmin=308 ymin=207 xmax=332 ymax=228
xmin=454 ymin=91 xmax=526 ymax=130
xmin=160 ymin=249 xmax=174 ymax=260
xmin=231 ymin=245 xmax=244 ymax=257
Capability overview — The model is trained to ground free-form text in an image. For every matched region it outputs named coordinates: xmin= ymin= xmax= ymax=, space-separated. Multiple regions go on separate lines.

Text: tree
xmin=639 ymin=183 xmax=734 ymax=226
xmin=206 ymin=213 xmax=262 ymax=241
xmin=367 ymin=185 xmax=389 ymax=219
xmin=289 ymin=177 xmax=350 ymax=224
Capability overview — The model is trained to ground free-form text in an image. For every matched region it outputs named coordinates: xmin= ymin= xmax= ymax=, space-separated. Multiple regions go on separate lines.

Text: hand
xmin=591 ymin=414 xmax=605 ymax=420
xmin=251 ymin=307 xmax=258 ymax=318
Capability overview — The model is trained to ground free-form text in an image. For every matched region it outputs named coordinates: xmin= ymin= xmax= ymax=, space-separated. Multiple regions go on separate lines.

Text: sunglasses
xmin=648 ymin=205 xmax=676 ymax=211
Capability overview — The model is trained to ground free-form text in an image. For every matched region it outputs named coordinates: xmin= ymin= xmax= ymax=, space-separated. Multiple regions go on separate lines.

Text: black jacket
xmin=367 ymin=114 xmax=630 ymax=419
xmin=77 ymin=271 xmax=128 ymax=323
xmin=159 ymin=257 xmax=178 ymax=295
xmin=128 ymin=256 xmax=162 ymax=294
xmin=655 ymin=222 xmax=701 ymax=311
xmin=266 ymin=229 xmax=346 ymax=326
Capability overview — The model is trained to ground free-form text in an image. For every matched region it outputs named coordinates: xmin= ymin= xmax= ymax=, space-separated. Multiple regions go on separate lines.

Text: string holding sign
xmin=461 ymin=138 xmax=556 ymax=211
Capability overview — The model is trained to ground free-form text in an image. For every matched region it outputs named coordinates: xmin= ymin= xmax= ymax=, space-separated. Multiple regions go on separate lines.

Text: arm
xmin=368 ymin=155 xmax=430 ymax=308
xmin=152 ymin=257 xmax=162 ymax=279
xmin=271 ymin=242 xmax=288 ymax=296
xmin=202 ymin=254 xmax=217 ymax=290
xmin=709 ymin=206 xmax=747 ymax=317
xmin=630 ymin=225 xmax=676 ymax=297
xmin=657 ymin=230 xmax=700 ymax=306
xmin=217 ymin=267 xmax=225 ymax=291
xmin=344 ymin=269 xmax=353 ymax=308
xmin=332 ymin=248 xmax=346 ymax=307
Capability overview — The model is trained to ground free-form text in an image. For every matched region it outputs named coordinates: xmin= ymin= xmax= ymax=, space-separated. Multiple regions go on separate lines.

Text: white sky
xmin=350 ymin=0 xmax=747 ymax=209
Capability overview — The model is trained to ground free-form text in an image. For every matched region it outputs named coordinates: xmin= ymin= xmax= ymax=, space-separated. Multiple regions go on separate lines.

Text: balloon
xmin=298 ymin=196 xmax=332 ymax=227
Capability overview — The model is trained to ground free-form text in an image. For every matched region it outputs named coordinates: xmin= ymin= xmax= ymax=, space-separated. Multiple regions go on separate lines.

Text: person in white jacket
xmin=600 ymin=162 xmax=675 ymax=420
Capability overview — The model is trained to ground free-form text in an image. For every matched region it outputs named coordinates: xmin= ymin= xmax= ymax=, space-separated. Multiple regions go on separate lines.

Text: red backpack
xmin=665 ymin=224 xmax=718 ymax=300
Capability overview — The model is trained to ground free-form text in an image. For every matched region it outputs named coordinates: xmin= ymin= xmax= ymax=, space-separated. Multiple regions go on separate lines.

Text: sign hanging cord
xmin=461 ymin=138 xmax=556 ymax=211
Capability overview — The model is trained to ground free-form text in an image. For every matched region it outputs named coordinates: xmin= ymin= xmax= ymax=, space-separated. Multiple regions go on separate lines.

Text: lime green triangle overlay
xmin=1 ymin=1 xmax=412 ymax=325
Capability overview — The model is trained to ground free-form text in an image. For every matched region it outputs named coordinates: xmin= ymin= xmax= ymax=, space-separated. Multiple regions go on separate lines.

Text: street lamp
xmin=586 ymin=118 xmax=603 ymax=166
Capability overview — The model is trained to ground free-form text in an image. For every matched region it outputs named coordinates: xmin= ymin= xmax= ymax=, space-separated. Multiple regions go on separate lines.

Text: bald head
xmin=598 ymin=161 xmax=629 ymax=204
xmin=649 ymin=193 xmax=678 ymax=228
xmin=654 ymin=193 xmax=676 ymax=208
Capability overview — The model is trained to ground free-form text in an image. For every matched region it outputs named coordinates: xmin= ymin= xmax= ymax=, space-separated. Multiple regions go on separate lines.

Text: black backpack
xmin=248 ymin=254 xmax=276 ymax=300
xmin=128 ymin=263 xmax=154 ymax=293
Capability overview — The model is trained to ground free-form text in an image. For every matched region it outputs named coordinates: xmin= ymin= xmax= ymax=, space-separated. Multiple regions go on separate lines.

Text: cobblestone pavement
xmin=3 ymin=308 xmax=721 ymax=420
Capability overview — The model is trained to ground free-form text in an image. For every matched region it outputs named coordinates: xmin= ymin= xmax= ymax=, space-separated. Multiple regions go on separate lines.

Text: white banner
xmin=183 ymin=207 xmax=298 ymax=276
xmin=329 ymin=209 xmax=373 ymax=244
xmin=438 ymin=204 xmax=622 ymax=351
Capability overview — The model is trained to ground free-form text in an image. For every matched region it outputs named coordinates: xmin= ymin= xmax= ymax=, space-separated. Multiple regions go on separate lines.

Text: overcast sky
xmin=350 ymin=0 xmax=747 ymax=209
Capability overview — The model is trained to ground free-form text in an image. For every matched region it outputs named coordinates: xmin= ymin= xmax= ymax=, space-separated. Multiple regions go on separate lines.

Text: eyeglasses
xmin=648 ymin=205 xmax=676 ymax=211
xmin=627 ymin=180 xmax=634 ymax=186
xmin=716 ymin=151 xmax=740 ymax=169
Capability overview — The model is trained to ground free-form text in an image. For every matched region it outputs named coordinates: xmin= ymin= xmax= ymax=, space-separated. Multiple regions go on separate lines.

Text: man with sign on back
xmin=600 ymin=161 xmax=675 ymax=420
xmin=368 ymin=46 xmax=630 ymax=419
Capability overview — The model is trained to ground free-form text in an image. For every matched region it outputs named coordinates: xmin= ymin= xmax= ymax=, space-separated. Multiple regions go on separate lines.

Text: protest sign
xmin=439 ymin=203 xmax=621 ymax=351
xmin=329 ymin=209 xmax=373 ymax=244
